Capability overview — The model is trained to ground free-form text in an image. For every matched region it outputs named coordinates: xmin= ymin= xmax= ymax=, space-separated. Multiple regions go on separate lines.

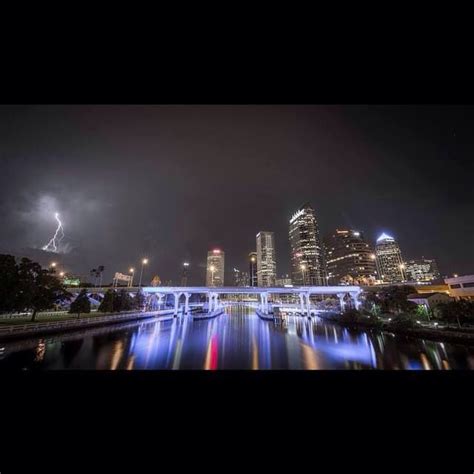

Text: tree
xmin=69 ymin=289 xmax=91 ymax=318
xmin=16 ymin=257 xmax=71 ymax=321
xmin=364 ymin=285 xmax=417 ymax=315
xmin=113 ymin=289 xmax=133 ymax=312
xmin=0 ymin=254 xmax=19 ymax=314
xmin=389 ymin=313 xmax=416 ymax=329
xmin=383 ymin=285 xmax=417 ymax=314
xmin=415 ymin=304 xmax=430 ymax=321
xmin=133 ymin=289 xmax=146 ymax=311
xmin=98 ymin=289 xmax=115 ymax=313
xmin=434 ymin=300 xmax=474 ymax=328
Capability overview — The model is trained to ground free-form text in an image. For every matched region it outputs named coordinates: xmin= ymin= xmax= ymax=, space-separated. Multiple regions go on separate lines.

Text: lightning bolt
xmin=42 ymin=212 xmax=65 ymax=253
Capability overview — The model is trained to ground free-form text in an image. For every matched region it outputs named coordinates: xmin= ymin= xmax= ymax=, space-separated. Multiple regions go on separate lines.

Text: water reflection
xmin=1 ymin=305 xmax=474 ymax=370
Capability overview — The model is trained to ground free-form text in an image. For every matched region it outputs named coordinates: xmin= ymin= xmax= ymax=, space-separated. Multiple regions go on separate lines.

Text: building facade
xmin=375 ymin=233 xmax=405 ymax=283
xmin=444 ymin=274 xmax=474 ymax=300
xmin=206 ymin=249 xmax=225 ymax=287
xmin=324 ymin=229 xmax=376 ymax=285
xmin=256 ymin=232 xmax=276 ymax=287
xmin=275 ymin=274 xmax=292 ymax=286
xmin=404 ymin=258 xmax=440 ymax=282
xmin=289 ymin=203 xmax=326 ymax=286
xmin=233 ymin=268 xmax=249 ymax=287
xmin=249 ymin=252 xmax=258 ymax=287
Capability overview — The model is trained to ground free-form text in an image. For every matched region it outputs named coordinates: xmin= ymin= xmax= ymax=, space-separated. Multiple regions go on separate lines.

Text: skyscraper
xmin=375 ymin=233 xmax=405 ymax=283
xmin=289 ymin=203 xmax=326 ymax=286
xmin=249 ymin=251 xmax=257 ymax=286
xmin=325 ymin=229 xmax=376 ymax=285
xmin=206 ymin=249 xmax=225 ymax=287
xmin=256 ymin=232 xmax=276 ymax=287
xmin=233 ymin=268 xmax=249 ymax=286
xmin=405 ymin=257 xmax=440 ymax=282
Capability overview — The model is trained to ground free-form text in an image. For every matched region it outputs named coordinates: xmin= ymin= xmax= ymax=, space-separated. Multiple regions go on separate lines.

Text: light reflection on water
xmin=1 ymin=305 xmax=474 ymax=370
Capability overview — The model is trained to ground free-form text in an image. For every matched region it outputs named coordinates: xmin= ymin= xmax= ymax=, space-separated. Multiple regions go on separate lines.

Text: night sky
xmin=0 ymin=105 xmax=472 ymax=284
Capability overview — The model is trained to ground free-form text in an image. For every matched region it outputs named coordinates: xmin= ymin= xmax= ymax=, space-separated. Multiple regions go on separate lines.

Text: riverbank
xmin=318 ymin=313 xmax=474 ymax=346
xmin=0 ymin=309 xmax=174 ymax=341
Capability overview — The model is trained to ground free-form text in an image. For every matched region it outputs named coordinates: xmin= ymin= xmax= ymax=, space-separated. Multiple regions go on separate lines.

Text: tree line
xmin=61 ymin=288 xmax=147 ymax=318
xmin=355 ymin=285 xmax=474 ymax=329
xmin=0 ymin=254 xmax=71 ymax=321
xmin=0 ymin=254 xmax=149 ymax=321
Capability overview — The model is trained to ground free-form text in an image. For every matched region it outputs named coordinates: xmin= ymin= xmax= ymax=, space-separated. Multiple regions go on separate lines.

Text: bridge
xmin=69 ymin=285 xmax=362 ymax=317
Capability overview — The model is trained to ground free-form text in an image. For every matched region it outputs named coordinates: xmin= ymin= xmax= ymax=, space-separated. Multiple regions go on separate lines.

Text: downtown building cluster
xmin=204 ymin=202 xmax=440 ymax=288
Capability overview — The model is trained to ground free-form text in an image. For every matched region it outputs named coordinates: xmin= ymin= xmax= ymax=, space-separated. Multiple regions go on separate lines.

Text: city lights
xmin=376 ymin=232 xmax=394 ymax=242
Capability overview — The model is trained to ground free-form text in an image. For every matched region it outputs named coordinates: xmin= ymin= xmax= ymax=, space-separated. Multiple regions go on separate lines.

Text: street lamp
xmin=59 ymin=271 xmax=65 ymax=278
xmin=300 ymin=264 xmax=307 ymax=286
xmin=139 ymin=258 xmax=148 ymax=287
xmin=182 ymin=262 xmax=190 ymax=287
xmin=129 ymin=268 xmax=135 ymax=287
xmin=210 ymin=265 xmax=216 ymax=287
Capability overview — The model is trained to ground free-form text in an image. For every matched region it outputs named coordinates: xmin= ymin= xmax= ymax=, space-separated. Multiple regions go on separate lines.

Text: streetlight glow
xmin=139 ymin=258 xmax=149 ymax=287
xmin=300 ymin=264 xmax=307 ymax=286
xmin=209 ymin=265 xmax=216 ymax=286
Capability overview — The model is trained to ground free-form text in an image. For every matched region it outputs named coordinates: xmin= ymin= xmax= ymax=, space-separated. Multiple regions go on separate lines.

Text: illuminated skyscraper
xmin=325 ymin=229 xmax=376 ymax=285
xmin=206 ymin=249 xmax=225 ymax=287
xmin=249 ymin=251 xmax=257 ymax=287
xmin=256 ymin=232 xmax=276 ymax=287
xmin=375 ymin=233 xmax=405 ymax=283
xmin=289 ymin=203 xmax=326 ymax=286
xmin=233 ymin=268 xmax=249 ymax=286
xmin=405 ymin=257 xmax=440 ymax=282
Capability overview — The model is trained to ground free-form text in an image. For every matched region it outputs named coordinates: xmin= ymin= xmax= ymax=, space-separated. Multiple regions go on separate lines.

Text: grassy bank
xmin=319 ymin=312 xmax=474 ymax=346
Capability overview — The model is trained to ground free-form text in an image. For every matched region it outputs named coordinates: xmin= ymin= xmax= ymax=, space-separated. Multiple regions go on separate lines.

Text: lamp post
xmin=129 ymin=268 xmax=135 ymax=287
xmin=139 ymin=258 xmax=148 ymax=287
xmin=300 ymin=264 xmax=307 ymax=286
xmin=210 ymin=265 xmax=216 ymax=287
xmin=182 ymin=262 xmax=189 ymax=286
xmin=399 ymin=263 xmax=406 ymax=281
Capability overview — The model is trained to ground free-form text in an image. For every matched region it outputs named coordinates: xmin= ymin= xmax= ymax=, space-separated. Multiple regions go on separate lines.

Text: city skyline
xmin=3 ymin=203 xmax=456 ymax=287
xmin=0 ymin=105 xmax=472 ymax=284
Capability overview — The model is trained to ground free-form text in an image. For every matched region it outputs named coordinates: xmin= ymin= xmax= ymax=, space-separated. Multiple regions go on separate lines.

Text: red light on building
xmin=213 ymin=249 xmax=221 ymax=254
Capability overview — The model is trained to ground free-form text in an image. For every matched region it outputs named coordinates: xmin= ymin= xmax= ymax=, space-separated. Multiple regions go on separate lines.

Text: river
xmin=1 ymin=304 xmax=474 ymax=369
